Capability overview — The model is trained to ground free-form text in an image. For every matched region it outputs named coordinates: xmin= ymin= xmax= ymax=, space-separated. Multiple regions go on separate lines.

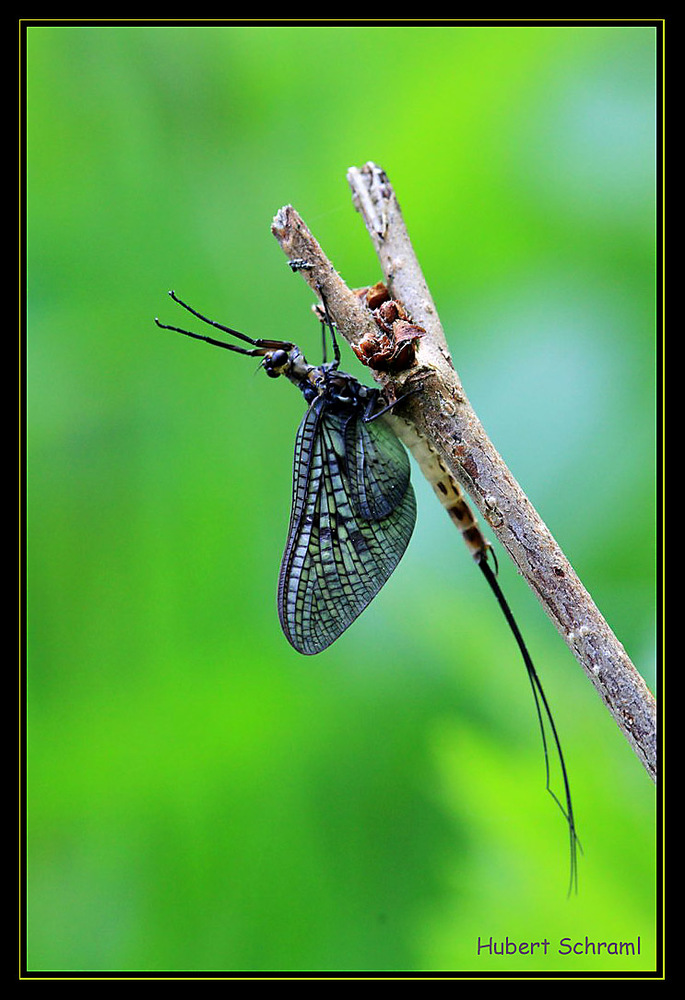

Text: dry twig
xmin=271 ymin=162 xmax=657 ymax=782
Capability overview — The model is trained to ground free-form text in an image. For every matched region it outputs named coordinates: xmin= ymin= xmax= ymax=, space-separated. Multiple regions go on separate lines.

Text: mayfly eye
xmin=263 ymin=348 xmax=290 ymax=378
xmin=267 ymin=349 xmax=289 ymax=373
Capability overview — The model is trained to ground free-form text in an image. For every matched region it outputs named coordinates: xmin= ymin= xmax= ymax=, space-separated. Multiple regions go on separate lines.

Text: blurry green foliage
xmin=27 ymin=24 xmax=657 ymax=974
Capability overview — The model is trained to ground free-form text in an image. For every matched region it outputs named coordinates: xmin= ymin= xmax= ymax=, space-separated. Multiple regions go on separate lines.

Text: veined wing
xmin=278 ymin=399 xmax=416 ymax=654
xmin=344 ymin=405 xmax=411 ymax=520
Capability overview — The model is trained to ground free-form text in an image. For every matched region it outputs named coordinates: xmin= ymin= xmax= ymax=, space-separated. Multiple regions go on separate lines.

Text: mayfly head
xmin=259 ymin=345 xmax=312 ymax=382
xmin=260 ymin=347 xmax=291 ymax=378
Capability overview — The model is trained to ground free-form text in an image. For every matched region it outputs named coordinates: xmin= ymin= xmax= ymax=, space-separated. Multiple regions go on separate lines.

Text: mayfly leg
xmin=363 ymin=385 xmax=423 ymax=425
xmin=315 ymin=284 xmax=341 ymax=367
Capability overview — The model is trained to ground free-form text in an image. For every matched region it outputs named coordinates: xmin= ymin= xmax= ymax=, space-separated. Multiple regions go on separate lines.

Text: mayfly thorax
xmin=155 ymin=282 xmax=580 ymax=894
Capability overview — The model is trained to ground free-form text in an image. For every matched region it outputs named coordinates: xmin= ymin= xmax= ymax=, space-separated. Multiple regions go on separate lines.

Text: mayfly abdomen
xmin=384 ymin=413 xmax=489 ymax=562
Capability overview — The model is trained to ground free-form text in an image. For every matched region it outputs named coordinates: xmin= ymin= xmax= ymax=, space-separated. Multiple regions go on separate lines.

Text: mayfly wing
xmin=278 ymin=399 xmax=416 ymax=655
xmin=344 ymin=410 xmax=411 ymax=520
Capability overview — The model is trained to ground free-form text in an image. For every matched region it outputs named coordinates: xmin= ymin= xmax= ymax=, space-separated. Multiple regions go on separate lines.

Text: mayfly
xmin=156 ymin=286 xmax=580 ymax=893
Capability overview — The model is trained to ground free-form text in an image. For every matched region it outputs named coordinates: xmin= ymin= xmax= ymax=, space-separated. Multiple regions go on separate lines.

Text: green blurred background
xmin=26 ymin=24 xmax=657 ymax=974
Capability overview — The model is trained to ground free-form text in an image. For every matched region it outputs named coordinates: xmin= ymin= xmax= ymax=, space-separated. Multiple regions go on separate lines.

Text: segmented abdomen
xmin=384 ymin=414 xmax=488 ymax=561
